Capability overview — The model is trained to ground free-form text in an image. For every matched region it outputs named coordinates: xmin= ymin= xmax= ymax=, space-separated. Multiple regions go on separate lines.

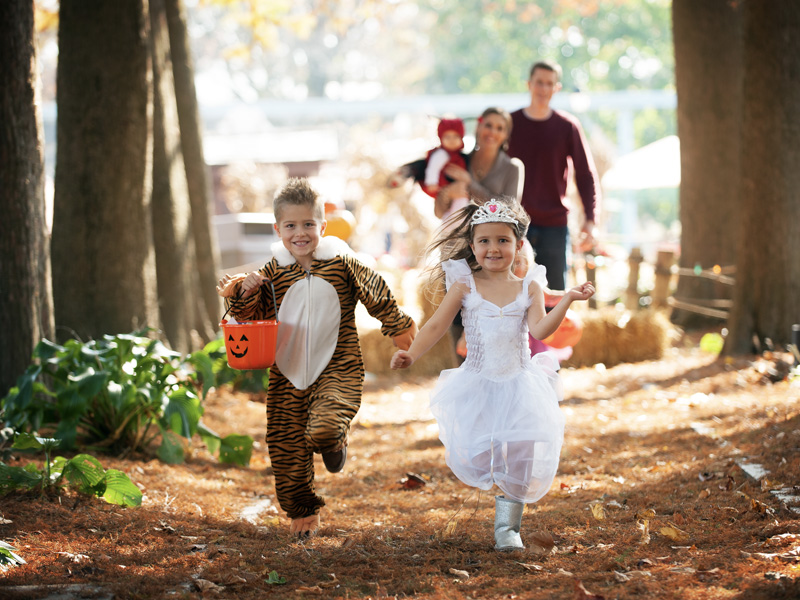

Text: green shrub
xmin=1 ymin=332 xmax=252 ymax=466
xmin=0 ymin=433 xmax=142 ymax=507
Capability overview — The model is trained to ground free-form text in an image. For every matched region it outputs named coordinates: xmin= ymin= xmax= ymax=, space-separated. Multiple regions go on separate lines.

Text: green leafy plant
xmin=1 ymin=332 xmax=253 ymax=466
xmin=265 ymin=570 xmax=287 ymax=585
xmin=0 ymin=433 xmax=142 ymax=507
xmin=0 ymin=541 xmax=26 ymax=572
xmin=187 ymin=337 xmax=270 ymax=395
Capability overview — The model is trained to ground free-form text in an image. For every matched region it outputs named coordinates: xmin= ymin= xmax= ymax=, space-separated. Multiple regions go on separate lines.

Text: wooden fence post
xmin=652 ymin=250 xmax=675 ymax=307
xmin=625 ymin=247 xmax=644 ymax=310
xmin=585 ymin=253 xmax=597 ymax=309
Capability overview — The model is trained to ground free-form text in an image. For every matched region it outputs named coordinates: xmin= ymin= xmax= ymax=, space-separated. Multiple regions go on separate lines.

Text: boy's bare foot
xmin=290 ymin=514 xmax=320 ymax=538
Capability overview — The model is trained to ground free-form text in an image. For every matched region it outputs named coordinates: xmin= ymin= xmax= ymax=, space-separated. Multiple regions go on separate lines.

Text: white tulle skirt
xmin=429 ymin=358 xmax=565 ymax=504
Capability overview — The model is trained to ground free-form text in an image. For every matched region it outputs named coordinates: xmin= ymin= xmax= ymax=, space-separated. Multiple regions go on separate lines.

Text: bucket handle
xmin=221 ymin=277 xmax=279 ymax=322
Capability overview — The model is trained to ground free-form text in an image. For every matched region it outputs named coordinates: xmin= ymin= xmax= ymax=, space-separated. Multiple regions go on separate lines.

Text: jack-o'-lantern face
xmin=228 ymin=333 xmax=249 ymax=358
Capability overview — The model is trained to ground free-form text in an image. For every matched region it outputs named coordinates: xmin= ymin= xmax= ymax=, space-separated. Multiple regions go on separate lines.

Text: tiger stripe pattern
xmin=225 ymin=252 xmax=413 ymax=519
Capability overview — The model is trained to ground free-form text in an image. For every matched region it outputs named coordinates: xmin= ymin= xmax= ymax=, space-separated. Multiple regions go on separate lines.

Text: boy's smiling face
xmin=273 ymin=204 xmax=327 ymax=269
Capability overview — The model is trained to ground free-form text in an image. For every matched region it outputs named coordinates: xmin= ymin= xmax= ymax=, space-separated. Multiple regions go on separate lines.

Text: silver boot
xmin=494 ymin=495 xmax=524 ymax=551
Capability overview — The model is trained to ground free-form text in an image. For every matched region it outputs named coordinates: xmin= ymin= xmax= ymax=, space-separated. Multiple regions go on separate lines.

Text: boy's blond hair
xmin=273 ymin=178 xmax=325 ymax=223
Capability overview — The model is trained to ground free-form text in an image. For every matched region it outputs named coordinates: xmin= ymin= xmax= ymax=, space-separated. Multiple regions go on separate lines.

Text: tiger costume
xmin=224 ymin=236 xmax=414 ymax=520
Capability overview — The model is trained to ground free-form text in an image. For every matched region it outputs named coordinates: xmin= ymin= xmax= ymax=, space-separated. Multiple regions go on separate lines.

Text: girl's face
xmin=476 ymin=113 xmax=509 ymax=151
xmin=470 ymin=223 xmax=523 ymax=274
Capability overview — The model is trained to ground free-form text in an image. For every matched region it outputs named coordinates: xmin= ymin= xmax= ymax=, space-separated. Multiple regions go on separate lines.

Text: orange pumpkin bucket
xmin=220 ymin=278 xmax=279 ymax=370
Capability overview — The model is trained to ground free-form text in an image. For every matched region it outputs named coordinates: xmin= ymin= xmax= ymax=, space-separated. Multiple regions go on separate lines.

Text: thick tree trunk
xmin=150 ymin=0 xmax=194 ymax=354
xmin=165 ymin=0 xmax=222 ymax=341
xmin=671 ymin=0 xmax=742 ymax=328
xmin=51 ymin=0 xmax=159 ymax=342
xmin=0 ymin=1 xmax=55 ymax=397
xmin=726 ymin=1 xmax=800 ymax=353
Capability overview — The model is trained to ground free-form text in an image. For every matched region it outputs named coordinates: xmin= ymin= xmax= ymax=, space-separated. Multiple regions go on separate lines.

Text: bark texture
xmin=671 ymin=0 xmax=742 ymax=328
xmin=165 ymin=0 xmax=222 ymax=342
xmin=726 ymin=1 xmax=800 ymax=352
xmin=0 ymin=1 xmax=55 ymax=396
xmin=150 ymin=0 xmax=194 ymax=353
xmin=51 ymin=0 xmax=159 ymax=342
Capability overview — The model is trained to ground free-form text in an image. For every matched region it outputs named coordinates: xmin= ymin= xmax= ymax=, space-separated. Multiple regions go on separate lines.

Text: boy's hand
xmin=568 ymin=281 xmax=595 ymax=302
xmin=216 ymin=272 xmax=264 ymax=299
xmin=240 ymin=271 xmax=265 ymax=298
xmin=390 ymin=349 xmax=414 ymax=370
xmin=391 ymin=322 xmax=418 ymax=351
xmin=216 ymin=274 xmax=239 ymax=298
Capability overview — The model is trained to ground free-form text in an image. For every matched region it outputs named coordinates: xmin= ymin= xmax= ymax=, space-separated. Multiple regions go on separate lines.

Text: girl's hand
xmin=568 ymin=281 xmax=595 ymax=301
xmin=390 ymin=349 xmax=415 ymax=370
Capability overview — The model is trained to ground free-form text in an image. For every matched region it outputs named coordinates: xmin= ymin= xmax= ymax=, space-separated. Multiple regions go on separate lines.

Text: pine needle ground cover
xmin=1 ymin=335 xmax=799 ymax=600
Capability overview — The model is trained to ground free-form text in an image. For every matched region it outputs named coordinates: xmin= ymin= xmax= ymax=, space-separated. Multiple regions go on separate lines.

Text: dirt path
xmin=1 ymin=345 xmax=799 ymax=599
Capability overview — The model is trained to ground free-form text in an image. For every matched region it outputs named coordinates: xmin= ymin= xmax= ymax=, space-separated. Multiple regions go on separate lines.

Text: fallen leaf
xmin=749 ymin=497 xmax=771 ymax=514
xmin=698 ymin=488 xmax=711 ymax=499
xmin=528 ymin=529 xmax=556 ymax=555
xmin=669 ymin=566 xmax=697 ymax=574
xmin=442 ymin=519 xmax=459 ymax=538
xmin=573 ymin=579 xmax=606 ymax=599
xmin=449 ymin=568 xmax=469 ymax=580
xmin=660 ymin=524 xmax=690 ymax=543
xmin=516 ymin=561 xmax=544 ymax=571
xmin=638 ymin=519 xmax=651 ymax=545
xmin=635 ymin=509 xmax=656 ymax=520
xmin=400 ymin=473 xmax=427 ymax=490
xmin=590 ymin=503 xmax=606 ymax=521
xmin=195 ymin=578 xmax=224 ymax=592
xmin=295 ymin=585 xmax=323 ymax=593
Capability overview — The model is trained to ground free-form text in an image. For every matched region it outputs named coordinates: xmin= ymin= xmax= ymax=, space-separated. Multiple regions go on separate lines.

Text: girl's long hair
xmin=422 ymin=197 xmax=529 ymax=301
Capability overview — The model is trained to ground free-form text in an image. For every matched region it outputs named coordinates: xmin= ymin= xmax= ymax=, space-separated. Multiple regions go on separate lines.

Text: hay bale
xmin=562 ymin=308 xmax=673 ymax=368
xmin=360 ymin=275 xmax=458 ymax=378
xmin=360 ymin=327 xmax=458 ymax=377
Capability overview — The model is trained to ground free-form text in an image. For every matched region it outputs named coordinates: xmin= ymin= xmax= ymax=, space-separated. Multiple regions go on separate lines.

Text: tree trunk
xmin=726 ymin=1 xmax=800 ymax=353
xmin=165 ymin=0 xmax=221 ymax=341
xmin=671 ymin=0 xmax=742 ymax=328
xmin=150 ymin=0 xmax=194 ymax=354
xmin=52 ymin=0 xmax=159 ymax=342
xmin=0 ymin=1 xmax=55 ymax=397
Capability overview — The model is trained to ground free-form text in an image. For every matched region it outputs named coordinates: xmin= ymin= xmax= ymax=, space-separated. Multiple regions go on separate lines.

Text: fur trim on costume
xmin=271 ymin=236 xmax=355 ymax=267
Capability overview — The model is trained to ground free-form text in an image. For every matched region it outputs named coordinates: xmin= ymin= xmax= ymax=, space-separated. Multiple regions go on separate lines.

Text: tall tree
xmin=165 ymin=0 xmax=222 ymax=341
xmin=0 ymin=1 xmax=55 ymax=397
xmin=150 ymin=0 xmax=194 ymax=354
xmin=671 ymin=0 xmax=742 ymax=327
xmin=51 ymin=0 xmax=159 ymax=342
xmin=726 ymin=1 xmax=800 ymax=352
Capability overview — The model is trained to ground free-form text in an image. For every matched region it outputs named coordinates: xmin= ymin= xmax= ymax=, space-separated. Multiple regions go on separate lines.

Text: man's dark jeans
xmin=526 ymin=225 xmax=569 ymax=290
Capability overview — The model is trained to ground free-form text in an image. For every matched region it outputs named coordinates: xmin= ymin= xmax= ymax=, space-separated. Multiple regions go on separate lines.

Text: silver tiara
xmin=470 ymin=200 xmax=519 ymax=226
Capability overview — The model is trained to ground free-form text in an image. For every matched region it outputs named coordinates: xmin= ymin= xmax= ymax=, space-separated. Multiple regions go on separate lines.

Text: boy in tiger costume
xmin=217 ymin=178 xmax=417 ymax=537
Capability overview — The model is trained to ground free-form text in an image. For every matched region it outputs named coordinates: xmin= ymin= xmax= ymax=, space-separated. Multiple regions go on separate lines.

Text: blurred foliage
xmin=421 ymin=0 xmax=673 ymax=94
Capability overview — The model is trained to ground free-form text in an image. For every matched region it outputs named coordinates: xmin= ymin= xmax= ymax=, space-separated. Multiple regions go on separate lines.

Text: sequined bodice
xmin=461 ymin=283 xmax=532 ymax=381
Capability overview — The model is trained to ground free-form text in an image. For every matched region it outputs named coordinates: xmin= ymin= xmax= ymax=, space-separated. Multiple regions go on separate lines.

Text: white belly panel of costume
xmin=275 ymin=275 xmax=341 ymax=390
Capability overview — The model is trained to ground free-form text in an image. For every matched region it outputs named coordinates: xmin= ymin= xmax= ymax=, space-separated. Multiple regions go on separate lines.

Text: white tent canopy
xmin=602 ymin=135 xmax=680 ymax=191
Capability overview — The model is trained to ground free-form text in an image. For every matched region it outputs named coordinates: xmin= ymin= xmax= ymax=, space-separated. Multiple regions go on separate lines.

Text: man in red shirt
xmin=507 ymin=60 xmax=600 ymax=290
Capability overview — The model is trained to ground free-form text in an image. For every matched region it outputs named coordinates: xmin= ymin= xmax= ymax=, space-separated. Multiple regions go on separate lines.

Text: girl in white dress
xmin=390 ymin=199 xmax=594 ymax=551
